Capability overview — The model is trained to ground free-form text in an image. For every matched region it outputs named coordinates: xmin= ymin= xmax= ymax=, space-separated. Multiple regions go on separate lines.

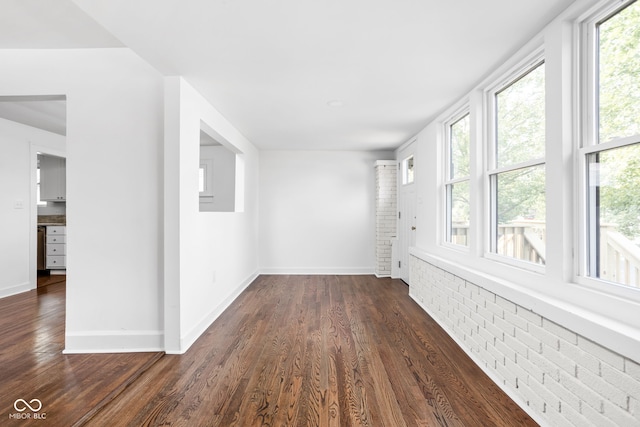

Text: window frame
xmin=401 ymin=154 xmax=415 ymax=186
xmin=577 ymin=0 xmax=640 ymax=293
xmin=36 ymin=164 xmax=47 ymax=207
xmin=485 ymin=52 xmax=547 ymax=273
xmin=443 ymin=109 xmax=471 ymax=249
xmin=199 ymin=158 xmax=214 ymax=199
xmin=406 ymin=0 xmax=640 ymax=365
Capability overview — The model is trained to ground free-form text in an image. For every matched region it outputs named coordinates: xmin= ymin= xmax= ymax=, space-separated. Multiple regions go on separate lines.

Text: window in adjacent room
xmin=445 ymin=112 xmax=470 ymax=247
xmin=583 ymin=0 xmax=640 ymax=287
xmin=488 ymin=59 xmax=546 ymax=266
xmin=198 ymin=165 xmax=206 ymax=194
xmin=36 ymin=160 xmax=46 ymax=206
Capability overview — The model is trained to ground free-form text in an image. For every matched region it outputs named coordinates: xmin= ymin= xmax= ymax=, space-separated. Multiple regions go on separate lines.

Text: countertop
xmin=38 ymin=215 xmax=66 ymax=226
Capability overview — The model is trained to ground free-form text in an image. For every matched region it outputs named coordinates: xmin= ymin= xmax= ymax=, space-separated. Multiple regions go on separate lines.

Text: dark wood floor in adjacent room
xmin=1 ymin=275 xmax=537 ymax=426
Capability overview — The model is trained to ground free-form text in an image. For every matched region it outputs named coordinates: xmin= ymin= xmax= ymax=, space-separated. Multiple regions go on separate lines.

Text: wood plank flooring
xmin=1 ymin=276 xmax=537 ymax=426
xmin=88 ymin=275 xmax=537 ymax=426
xmin=37 ymin=271 xmax=66 ymax=288
xmin=0 ymin=281 xmax=163 ymax=426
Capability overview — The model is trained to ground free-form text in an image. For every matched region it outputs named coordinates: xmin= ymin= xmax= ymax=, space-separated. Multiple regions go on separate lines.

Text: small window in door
xmin=402 ymin=155 xmax=414 ymax=185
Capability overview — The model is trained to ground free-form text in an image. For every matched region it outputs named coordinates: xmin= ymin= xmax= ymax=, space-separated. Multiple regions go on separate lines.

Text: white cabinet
xmin=39 ymin=155 xmax=66 ymax=201
xmin=45 ymin=226 xmax=66 ymax=270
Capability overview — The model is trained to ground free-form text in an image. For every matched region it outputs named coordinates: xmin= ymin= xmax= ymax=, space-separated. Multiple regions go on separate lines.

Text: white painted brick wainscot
xmin=409 ymin=252 xmax=640 ymax=427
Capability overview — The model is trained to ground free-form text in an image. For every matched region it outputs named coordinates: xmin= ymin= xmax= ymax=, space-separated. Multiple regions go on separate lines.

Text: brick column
xmin=374 ymin=161 xmax=397 ymax=277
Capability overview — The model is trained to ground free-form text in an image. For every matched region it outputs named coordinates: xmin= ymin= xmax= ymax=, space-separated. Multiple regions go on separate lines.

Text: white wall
xmin=259 ymin=150 xmax=394 ymax=274
xmin=164 ymin=77 xmax=259 ymax=354
xmin=0 ymin=49 xmax=165 ymax=352
xmin=0 ymin=118 xmax=65 ymax=298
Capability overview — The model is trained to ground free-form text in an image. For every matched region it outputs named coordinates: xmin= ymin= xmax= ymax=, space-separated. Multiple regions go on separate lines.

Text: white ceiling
xmin=1 ymin=0 xmax=576 ymax=151
xmin=0 ymin=0 xmax=122 ymax=48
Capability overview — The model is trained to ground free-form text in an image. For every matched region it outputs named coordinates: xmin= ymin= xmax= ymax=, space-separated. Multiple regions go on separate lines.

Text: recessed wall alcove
xmin=198 ymin=120 xmax=245 ymax=213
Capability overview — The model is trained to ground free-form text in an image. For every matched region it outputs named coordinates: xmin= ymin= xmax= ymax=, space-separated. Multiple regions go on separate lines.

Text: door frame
xmin=30 ymin=143 xmax=66 ymax=290
xmin=396 ymin=141 xmax=417 ymax=283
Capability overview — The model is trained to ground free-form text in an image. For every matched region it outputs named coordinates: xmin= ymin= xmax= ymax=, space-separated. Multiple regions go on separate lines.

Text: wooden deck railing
xmin=600 ymin=226 xmax=640 ymax=287
xmin=496 ymin=221 xmax=546 ymax=264
xmin=451 ymin=220 xmax=546 ymax=264
xmin=450 ymin=224 xmax=469 ymax=246
xmin=451 ymin=221 xmax=640 ymax=288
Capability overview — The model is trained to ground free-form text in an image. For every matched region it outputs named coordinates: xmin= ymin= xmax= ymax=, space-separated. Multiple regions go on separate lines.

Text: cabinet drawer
xmin=46 ymin=235 xmax=66 ymax=244
xmin=46 ymin=244 xmax=66 ymax=256
xmin=47 ymin=226 xmax=66 ymax=235
xmin=46 ymin=255 xmax=66 ymax=269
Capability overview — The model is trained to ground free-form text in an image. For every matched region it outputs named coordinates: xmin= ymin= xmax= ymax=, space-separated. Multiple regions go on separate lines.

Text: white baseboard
xmin=63 ymin=330 xmax=164 ymax=354
xmin=259 ymin=267 xmax=374 ymax=275
xmin=172 ymin=271 xmax=259 ymax=355
xmin=0 ymin=282 xmax=34 ymax=299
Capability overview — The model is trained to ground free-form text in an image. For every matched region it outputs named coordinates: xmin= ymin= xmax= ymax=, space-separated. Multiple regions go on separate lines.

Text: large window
xmin=445 ymin=112 xmax=470 ymax=246
xmin=489 ymin=60 xmax=546 ymax=265
xmin=584 ymin=0 xmax=640 ymax=288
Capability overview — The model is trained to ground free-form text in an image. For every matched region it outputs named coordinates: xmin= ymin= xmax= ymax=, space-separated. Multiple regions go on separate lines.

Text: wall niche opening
xmin=198 ymin=123 xmax=244 ymax=213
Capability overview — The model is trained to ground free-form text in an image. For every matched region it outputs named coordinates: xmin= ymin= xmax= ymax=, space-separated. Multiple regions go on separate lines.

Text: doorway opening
xmin=0 ymin=95 xmax=67 ymax=293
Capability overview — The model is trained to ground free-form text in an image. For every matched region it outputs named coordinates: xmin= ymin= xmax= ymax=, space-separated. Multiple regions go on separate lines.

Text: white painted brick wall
xmin=374 ymin=163 xmax=397 ymax=277
xmin=409 ymin=255 xmax=640 ymax=427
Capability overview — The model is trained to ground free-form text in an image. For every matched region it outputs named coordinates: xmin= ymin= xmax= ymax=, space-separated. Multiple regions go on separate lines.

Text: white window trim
xmin=443 ymin=108 xmax=471 ymax=250
xmin=484 ymin=50 xmax=547 ymax=272
xmin=407 ymin=0 xmax=640 ymax=364
xmin=574 ymin=0 xmax=640 ymax=302
xmin=580 ymin=0 xmax=636 ymax=150
xmin=199 ymin=158 xmax=214 ymax=199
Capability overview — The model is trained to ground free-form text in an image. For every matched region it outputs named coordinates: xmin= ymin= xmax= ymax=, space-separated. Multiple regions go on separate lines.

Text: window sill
xmin=409 ymin=246 xmax=640 ymax=364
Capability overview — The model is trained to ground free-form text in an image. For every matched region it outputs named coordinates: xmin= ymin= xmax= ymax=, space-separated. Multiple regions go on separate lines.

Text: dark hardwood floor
xmin=0 ymin=281 xmax=162 ymax=426
xmin=37 ymin=271 xmax=66 ymax=288
xmin=1 ymin=275 xmax=537 ymax=426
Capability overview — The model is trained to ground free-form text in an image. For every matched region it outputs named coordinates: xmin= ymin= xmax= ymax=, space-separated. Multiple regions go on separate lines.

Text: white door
xmin=397 ymin=143 xmax=417 ymax=284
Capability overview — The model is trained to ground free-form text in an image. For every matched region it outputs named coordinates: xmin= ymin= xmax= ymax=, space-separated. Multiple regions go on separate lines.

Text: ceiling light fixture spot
xmin=327 ymin=99 xmax=344 ymax=108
